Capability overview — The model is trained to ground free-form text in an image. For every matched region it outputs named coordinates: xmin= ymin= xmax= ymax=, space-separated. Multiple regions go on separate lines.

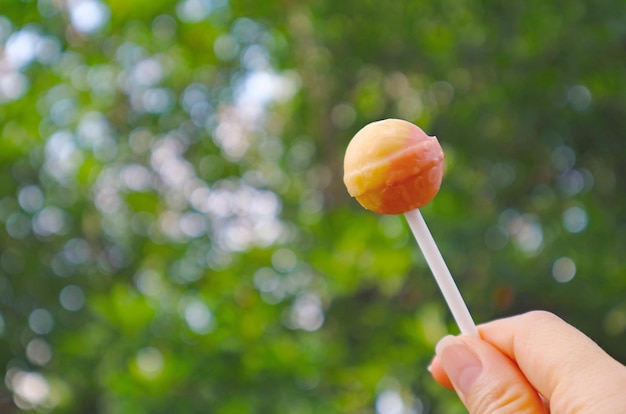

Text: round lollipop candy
xmin=343 ymin=119 xmax=477 ymax=336
xmin=344 ymin=119 xmax=444 ymax=215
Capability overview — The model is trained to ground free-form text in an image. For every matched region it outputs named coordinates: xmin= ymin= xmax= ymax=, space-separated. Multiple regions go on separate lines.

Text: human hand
xmin=429 ymin=311 xmax=626 ymax=413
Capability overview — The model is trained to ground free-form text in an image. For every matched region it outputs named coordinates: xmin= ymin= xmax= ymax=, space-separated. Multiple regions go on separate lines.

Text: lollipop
xmin=344 ymin=119 xmax=444 ymax=214
xmin=343 ymin=119 xmax=477 ymax=336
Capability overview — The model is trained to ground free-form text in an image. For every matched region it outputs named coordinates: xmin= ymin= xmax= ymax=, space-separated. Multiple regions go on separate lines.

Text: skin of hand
xmin=429 ymin=311 xmax=626 ymax=413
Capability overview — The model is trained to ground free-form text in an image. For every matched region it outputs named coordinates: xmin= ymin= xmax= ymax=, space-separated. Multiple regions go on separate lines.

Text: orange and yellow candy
xmin=343 ymin=119 xmax=444 ymax=215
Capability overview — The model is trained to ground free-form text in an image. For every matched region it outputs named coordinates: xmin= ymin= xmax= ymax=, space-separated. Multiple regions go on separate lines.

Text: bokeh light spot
xmin=5 ymin=28 xmax=39 ymax=69
xmin=32 ymin=206 xmax=66 ymax=237
xmin=552 ymin=257 xmax=576 ymax=283
xmin=562 ymin=206 xmax=588 ymax=233
xmin=331 ymin=103 xmax=356 ymax=129
xmin=176 ymin=0 xmax=227 ymax=23
xmin=507 ymin=212 xmax=543 ymax=254
xmin=376 ymin=390 xmax=404 ymax=414
xmin=6 ymin=212 xmax=31 ymax=239
xmin=288 ymin=293 xmax=324 ymax=331
xmin=604 ymin=309 xmax=626 ymax=336
xmin=29 ymin=308 xmax=54 ymax=335
xmin=136 ymin=347 xmax=164 ymax=378
xmin=152 ymin=15 xmax=177 ymax=41
xmin=59 ymin=285 xmax=86 ymax=311
xmin=182 ymin=298 xmax=215 ymax=334
xmin=552 ymin=145 xmax=576 ymax=171
xmin=272 ymin=248 xmax=297 ymax=273
xmin=567 ymin=84 xmax=592 ymax=111
xmin=214 ymin=34 xmax=239 ymax=61
xmin=70 ymin=0 xmax=110 ymax=34
xmin=135 ymin=270 xmax=165 ymax=297
xmin=0 ymin=72 xmax=29 ymax=101
xmin=18 ymin=185 xmax=44 ymax=213
xmin=26 ymin=338 xmax=53 ymax=366
xmin=11 ymin=371 xmax=50 ymax=407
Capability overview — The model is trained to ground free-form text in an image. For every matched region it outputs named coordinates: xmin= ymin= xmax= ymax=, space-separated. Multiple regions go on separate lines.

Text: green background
xmin=0 ymin=0 xmax=625 ymax=412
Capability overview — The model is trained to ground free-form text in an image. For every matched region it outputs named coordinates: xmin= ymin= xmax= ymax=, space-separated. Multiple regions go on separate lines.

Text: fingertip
xmin=436 ymin=335 xmax=548 ymax=413
xmin=428 ymin=356 xmax=454 ymax=390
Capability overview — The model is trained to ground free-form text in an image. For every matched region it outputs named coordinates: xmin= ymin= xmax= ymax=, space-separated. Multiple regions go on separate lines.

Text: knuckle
xmin=468 ymin=383 xmax=542 ymax=414
xmin=522 ymin=310 xmax=561 ymax=325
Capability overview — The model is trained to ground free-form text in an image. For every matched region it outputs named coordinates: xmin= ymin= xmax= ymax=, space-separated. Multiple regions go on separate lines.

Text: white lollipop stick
xmin=404 ymin=208 xmax=478 ymax=337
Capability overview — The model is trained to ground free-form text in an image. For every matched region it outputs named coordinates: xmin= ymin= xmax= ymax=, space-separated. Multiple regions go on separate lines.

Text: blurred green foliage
xmin=0 ymin=0 xmax=625 ymax=412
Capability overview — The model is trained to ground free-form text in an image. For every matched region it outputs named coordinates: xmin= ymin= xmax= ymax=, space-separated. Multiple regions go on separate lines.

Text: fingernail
xmin=435 ymin=335 xmax=482 ymax=396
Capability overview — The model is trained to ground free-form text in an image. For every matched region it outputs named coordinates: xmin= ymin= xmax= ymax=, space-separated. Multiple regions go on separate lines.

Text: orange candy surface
xmin=343 ymin=119 xmax=444 ymax=215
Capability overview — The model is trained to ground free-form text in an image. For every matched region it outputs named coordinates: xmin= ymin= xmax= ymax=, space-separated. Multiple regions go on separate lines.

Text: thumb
xmin=435 ymin=335 xmax=547 ymax=414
